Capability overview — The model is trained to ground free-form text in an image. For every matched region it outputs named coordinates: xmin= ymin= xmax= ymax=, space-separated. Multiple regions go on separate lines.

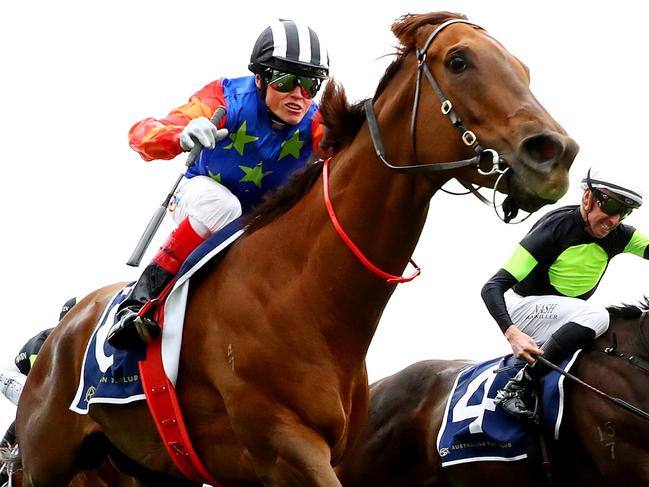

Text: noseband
xmin=364 ymin=18 xmax=505 ymax=176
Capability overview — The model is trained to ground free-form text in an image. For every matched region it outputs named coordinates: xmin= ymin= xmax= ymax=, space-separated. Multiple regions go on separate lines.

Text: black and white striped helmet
xmin=249 ymin=19 xmax=329 ymax=79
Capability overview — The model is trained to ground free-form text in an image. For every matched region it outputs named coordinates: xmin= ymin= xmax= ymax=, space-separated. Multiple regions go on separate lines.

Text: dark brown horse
xmin=336 ymin=302 xmax=649 ymax=486
xmin=2 ymin=450 xmax=138 ymax=487
xmin=16 ymin=12 xmax=578 ymax=487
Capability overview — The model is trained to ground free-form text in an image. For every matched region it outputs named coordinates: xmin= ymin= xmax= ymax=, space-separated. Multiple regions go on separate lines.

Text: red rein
xmin=322 ymin=158 xmax=421 ymax=284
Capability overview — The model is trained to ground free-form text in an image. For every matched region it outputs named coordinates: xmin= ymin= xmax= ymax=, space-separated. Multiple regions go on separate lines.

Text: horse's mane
xmin=607 ymin=296 xmax=649 ymax=319
xmin=245 ymin=11 xmax=468 ymax=233
xmin=245 ymin=158 xmax=324 ymax=232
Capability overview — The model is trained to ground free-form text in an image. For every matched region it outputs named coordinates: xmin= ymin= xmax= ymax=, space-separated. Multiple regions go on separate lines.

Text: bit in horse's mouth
xmin=502 ymin=195 xmax=519 ymax=223
xmin=496 ymin=161 xmax=549 ymax=220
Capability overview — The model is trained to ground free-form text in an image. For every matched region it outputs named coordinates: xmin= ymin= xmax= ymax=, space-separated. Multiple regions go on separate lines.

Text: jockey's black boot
xmin=495 ymin=362 xmax=538 ymax=419
xmin=107 ymin=262 xmax=174 ymax=349
xmin=107 ymin=218 xmax=206 ymax=349
xmin=496 ymin=322 xmax=596 ymax=419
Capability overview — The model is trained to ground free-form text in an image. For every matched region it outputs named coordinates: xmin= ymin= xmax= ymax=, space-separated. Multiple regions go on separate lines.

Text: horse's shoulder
xmin=46 ymin=282 xmax=128 ymax=357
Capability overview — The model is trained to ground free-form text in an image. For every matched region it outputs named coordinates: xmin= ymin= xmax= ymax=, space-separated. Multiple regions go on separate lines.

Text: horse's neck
xmin=596 ymin=314 xmax=649 ymax=355
xmin=281 ymin=113 xmax=450 ymax=329
xmin=224 ymin=69 xmax=467 ymax=355
xmin=325 ymin=143 xmax=433 ymax=266
xmin=320 ymin=85 xmax=461 ymax=278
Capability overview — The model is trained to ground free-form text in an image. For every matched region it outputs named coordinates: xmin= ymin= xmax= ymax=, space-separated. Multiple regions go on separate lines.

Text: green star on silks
xmin=278 ymin=130 xmax=304 ymax=160
xmin=207 ymin=168 xmax=221 ymax=183
xmin=239 ymin=162 xmax=272 ymax=188
xmin=224 ymin=120 xmax=259 ymax=156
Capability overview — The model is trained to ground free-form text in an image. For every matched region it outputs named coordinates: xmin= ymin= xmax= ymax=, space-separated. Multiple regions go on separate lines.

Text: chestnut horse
xmin=16 ymin=11 xmax=578 ymax=487
xmin=336 ymin=302 xmax=649 ymax=486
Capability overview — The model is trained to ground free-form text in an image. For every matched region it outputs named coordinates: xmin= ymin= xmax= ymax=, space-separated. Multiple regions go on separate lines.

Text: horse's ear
xmin=391 ymin=14 xmax=420 ymax=48
xmin=391 ymin=12 xmax=467 ymax=50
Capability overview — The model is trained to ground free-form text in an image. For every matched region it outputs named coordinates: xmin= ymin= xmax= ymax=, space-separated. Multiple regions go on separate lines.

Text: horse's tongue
xmin=502 ymin=196 xmax=519 ymax=223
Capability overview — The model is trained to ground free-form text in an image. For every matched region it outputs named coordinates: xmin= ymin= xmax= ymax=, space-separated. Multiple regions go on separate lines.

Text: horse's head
xmin=381 ymin=12 xmax=578 ymax=216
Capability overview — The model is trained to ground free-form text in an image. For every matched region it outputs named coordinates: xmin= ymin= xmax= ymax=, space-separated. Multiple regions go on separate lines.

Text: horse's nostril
xmin=522 ymin=134 xmax=563 ymax=164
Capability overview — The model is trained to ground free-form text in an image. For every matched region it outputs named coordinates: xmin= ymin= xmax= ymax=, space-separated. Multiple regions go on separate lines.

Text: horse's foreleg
xmin=250 ymin=422 xmax=342 ymax=487
xmin=18 ymin=411 xmax=90 ymax=487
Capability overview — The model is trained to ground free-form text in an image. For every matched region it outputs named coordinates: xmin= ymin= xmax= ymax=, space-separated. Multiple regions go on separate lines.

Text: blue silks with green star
xmin=186 ymin=76 xmax=319 ymax=213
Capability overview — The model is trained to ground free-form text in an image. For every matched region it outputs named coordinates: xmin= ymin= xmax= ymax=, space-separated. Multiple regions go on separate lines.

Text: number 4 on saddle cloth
xmin=70 ymin=217 xmax=246 ymax=413
xmin=436 ymin=352 xmax=581 ymax=467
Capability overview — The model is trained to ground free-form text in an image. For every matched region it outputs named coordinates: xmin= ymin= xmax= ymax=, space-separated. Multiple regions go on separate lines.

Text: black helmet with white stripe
xmin=249 ymin=19 xmax=329 ymax=79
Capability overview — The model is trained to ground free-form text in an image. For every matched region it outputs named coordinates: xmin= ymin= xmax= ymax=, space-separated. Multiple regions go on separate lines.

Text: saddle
xmin=436 ymin=352 xmax=582 ymax=467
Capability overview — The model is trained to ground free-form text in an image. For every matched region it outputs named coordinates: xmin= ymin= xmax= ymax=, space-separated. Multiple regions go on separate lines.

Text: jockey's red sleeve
xmin=128 ymin=80 xmax=228 ymax=161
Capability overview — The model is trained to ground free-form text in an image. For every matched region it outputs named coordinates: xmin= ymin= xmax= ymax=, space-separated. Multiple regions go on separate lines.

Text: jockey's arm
xmin=623 ymin=228 xmax=649 ymax=259
xmin=482 ymin=239 xmax=543 ymax=330
xmin=504 ymin=325 xmax=543 ymax=363
xmin=481 ymin=267 xmax=518 ymax=333
xmin=128 ymin=79 xmax=228 ymax=162
xmin=310 ymin=111 xmax=330 ymax=159
xmin=482 ymin=244 xmax=544 ymax=362
xmin=481 ymin=272 xmax=542 ymax=362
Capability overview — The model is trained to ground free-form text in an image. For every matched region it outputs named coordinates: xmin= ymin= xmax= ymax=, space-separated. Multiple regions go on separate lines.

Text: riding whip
xmin=126 ymin=106 xmax=227 ymax=267
xmin=536 ymin=356 xmax=649 ymax=421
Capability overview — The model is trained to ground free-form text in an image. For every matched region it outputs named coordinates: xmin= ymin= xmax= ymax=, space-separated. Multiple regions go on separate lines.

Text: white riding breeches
xmin=504 ymin=289 xmax=610 ymax=346
xmin=0 ymin=362 xmax=24 ymax=406
xmin=169 ymin=176 xmax=243 ymax=237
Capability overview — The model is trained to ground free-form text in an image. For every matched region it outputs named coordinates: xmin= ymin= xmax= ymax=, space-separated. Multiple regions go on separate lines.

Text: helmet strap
xmin=581 ymin=190 xmax=595 ymax=233
xmin=254 ymin=73 xmax=268 ymax=99
xmin=254 ymin=74 xmax=288 ymax=129
xmin=267 ymin=109 xmax=288 ymax=129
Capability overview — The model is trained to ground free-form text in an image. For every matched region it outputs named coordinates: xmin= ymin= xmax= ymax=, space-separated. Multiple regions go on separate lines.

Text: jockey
xmin=482 ymin=167 xmax=648 ymax=418
xmin=0 ymin=297 xmax=76 ymax=451
xmin=107 ymin=19 xmax=330 ymax=349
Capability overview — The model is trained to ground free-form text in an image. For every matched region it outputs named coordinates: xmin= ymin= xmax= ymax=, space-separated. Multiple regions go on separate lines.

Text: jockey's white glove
xmin=179 ymin=117 xmax=228 ymax=151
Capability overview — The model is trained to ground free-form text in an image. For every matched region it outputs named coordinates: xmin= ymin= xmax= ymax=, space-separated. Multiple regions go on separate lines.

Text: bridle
xmin=364 ymin=18 xmax=506 ymax=177
xmin=364 ymin=19 xmax=530 ymax=223
xmin=321 ymin=19 xmax=524 ymax=284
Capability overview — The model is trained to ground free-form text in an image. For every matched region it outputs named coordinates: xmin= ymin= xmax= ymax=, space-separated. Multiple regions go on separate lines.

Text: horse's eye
xmin=447 ymin=54 xmax=467 ymax=73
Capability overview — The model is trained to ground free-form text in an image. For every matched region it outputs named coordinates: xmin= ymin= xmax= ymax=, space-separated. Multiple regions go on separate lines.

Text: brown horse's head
xmin=322 ymin=12 xmax=578 ymax=218
xmin=395 ymin=12 xmax=578 ymax=213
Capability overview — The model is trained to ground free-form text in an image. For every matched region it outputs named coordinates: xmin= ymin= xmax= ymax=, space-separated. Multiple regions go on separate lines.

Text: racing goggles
xmin=593 ymin=190 xmax=634 ymax=219
xmin=266 ymin=70 xmax=322 ymax=99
